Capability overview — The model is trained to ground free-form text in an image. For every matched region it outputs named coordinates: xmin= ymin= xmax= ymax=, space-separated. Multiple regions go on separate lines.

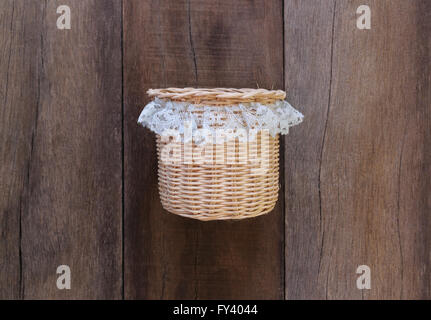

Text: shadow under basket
xmin=139 ymin=88 xmax=303 ymax=221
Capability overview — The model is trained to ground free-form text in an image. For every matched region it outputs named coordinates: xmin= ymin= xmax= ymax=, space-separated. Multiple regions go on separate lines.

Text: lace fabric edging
xmin=138 ymin=98 xmax=304 ymax=144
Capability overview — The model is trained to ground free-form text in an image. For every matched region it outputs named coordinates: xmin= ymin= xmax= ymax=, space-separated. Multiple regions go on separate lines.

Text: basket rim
xmin=147 ymin=87 xmax=286 ymax=105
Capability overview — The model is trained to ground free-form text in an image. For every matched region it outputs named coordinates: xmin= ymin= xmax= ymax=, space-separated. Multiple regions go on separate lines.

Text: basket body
xmin=139 ymin=87 xmax=302 ymax=221
xmin=156 ymin=133 xmax=279 ymax=220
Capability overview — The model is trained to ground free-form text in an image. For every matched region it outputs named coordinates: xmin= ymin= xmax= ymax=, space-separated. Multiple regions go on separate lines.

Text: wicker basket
xmin=139 ymin=88 xmax=302 ymax=221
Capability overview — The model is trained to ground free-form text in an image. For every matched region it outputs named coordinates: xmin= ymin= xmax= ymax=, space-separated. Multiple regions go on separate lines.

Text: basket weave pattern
xmin=157 ymin=134 xmax=280 ymax=220
xmin=147 ymin=87 xmax=286 ymax=105
xmin=148 ymin=88 xmax=284 ymax=221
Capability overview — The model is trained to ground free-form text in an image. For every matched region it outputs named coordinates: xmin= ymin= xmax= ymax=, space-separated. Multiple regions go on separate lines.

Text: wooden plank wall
xmin=285 ymin=0 xmax=431 ymax=299
xmin=123 ymin=0 xmax=284 ymax=299
xmin=0 ymin=0 xmax=122 ymax=299
xmin=0 ymin=0 xmax=430 ymax=299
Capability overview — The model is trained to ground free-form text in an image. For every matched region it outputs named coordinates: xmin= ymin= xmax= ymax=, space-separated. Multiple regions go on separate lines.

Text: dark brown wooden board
xmin=123 ymin=0 xmax=285 ymax=299
xmin=284 ymin=0 xmax=336 ymax=300
xmin=0 ymin=0 xmax=122 ymax=299
xmin=0 ymin=0 xmax=42 ymax=299
xmin=284 ymin=0 xmax=431 ymax=299
xmin=1 ymin=0 xmax=430 ymax=300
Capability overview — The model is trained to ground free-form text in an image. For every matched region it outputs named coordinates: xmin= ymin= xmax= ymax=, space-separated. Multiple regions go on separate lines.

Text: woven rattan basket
xmin=139 ymin=88 xmax=303 ymax=221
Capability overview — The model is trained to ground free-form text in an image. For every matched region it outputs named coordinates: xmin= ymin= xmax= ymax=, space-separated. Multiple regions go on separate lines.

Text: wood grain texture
xmin=0 ymin=0 xmax=42 ymax=299
xmin=285 ymin=0 xmax=431 ymax=299
xmin=124 ymin=0 xmax=284 ymax=299
xmin=2 ymin=0 xmax=430 ymax=300
xmin=284 ymin=0 xmax=335 ymax=300
xmin=0 ymin=0 xmax=123 ymax=299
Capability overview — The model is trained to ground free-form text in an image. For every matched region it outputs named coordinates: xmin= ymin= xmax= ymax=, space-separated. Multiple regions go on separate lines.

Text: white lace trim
xmin=138 ymin=98 xmax=303 ymax=143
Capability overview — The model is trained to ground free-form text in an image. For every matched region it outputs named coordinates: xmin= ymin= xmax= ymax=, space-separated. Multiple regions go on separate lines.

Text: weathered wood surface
xmin=285 ymin=0 xmax=431 ymax=299
xmin=284 ymin=0 xmax=336 ymax=300
xmin=123 ymin=0 xmax=284 ymax=299
xmin=0 ymin=0 xmax=39 ymax=299
xmin=1 ymin=0 xmax=430 ymax=300
xmin=0 ymin=0 xmax=122 ymax=299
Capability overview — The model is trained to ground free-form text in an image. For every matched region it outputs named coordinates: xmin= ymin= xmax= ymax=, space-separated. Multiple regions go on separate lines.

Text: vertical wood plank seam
xmin=281 ymin=0 xmax=286 ymax=300
xmin=18 ymin=197 xmax=23 ymax=299
xmin=160 ymin=255 xmax=167 ymax=299
xmin=414 ymin=1 xmax=430 ymax=298
xmin=187 ymin=0 xmax=198 ymax=85
xmin=121 ymin=0 xmax=125 ymax=300
xmin=396 ymin=122 xmax=408 ymax=299
xmin=194 ymin=237 xmax=199 ymax=300
xmin=2 ymin=0 xmax=21 ymax=299
xmin=3 ymin=1 xmax=14 ymax=109
xmin=318 ymin=0 xmax=336 ymax=299
xmin=20 ymin=0 xmax=47 ymax=299
xmin=6 ymin=1 xmax=21 ymax=299
xmin=187 ymin=1 xmax=200 ymax=300
xmin=156 ymin=2 xmax=167 ymax=87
